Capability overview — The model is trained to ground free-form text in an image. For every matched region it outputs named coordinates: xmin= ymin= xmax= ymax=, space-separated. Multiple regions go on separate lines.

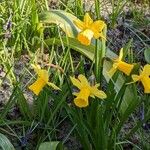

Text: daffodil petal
xmin=31 ymin=64 xmax=41 ymax=69
xmin=28 ymin=78 xmax=46 ymax=95
xmin=74 ymin=19 xmax=85 ymax=30
xmin=142 ymin=64 xmax=150 ymax=77
xmin=47 ymin=82 xmax=61 ymax=90
xmin=132 ymin=75 xmax=140 ymax=82
xmin=90 ymin=87 xmax=107 ymax=99
xmin=70 ymin=76 xmax=82 ymax=89
xmin=118 ymin=48 xmax=123 ymax=61
xmin=95 ymin=83 xmax=100 ymax=88
xmin=90 ymin=94 xmax=95 ymax=98
xmin=73 ymin=92 xmax=79 ymax=96
xmin=78 ymin=74 xmax=89 ymax=86
xmin=31 ymin=64 xmax=41 ymax=74
xmin=84 ymin=13 xmax=93 ymax=26
xmin=141 ymin=77 xmax=150 ymax=93
xmin=37 ymin=70 xmax=49 ymax=82
xmin=93 ymin=31 xmax=101 ymax=39
xmin=91 ymin=20 xmax=105 ymax=32
xmin=108 ymin=63 xmax=118 ymax=77
xmin=93 ymin=31 xmax=106 ymax=40
xmin=31 ymin=64 xmax=49 ymax=82
xmin=132 ymin=65 xmax=150 ymax=93
xmin=126 ymin=76 xmax=140 ymax=85
xmin=95 ymin=90 xmax=107 ymax=99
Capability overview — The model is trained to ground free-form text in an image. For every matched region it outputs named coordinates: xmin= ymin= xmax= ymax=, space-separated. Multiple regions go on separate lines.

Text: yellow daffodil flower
xmin=70 ymin=74 xmax=107 ymax=108
xmin=74 ymin=13 xmax=106 ymax=45
xmin=132 ymin=64 xmax=150 ymax=93
xmin=108 ymin=48 xmax=134 ymax=76
xmin=28 ymin=64 xmax=60 ymax=95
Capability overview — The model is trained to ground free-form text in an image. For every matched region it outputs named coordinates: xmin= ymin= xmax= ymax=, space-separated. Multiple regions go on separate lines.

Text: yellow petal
xmin=90 ymin=94 xmax=95 ymax=98
xmin=108 ymin=63 xmax=118 ymax=77
xmin=73 ymin=19 xmax=85 ymax=30
xmin=117 ymin=61 xmax=134 ymax=76
xmin=73 ymin=92 xmax=79 ymax=96
xmin=132 ymin=75 xmax=140 ymax=82
xmin=31 ymin=64 xmax=41 ymax=74
xmin=93 ymin=31 xmax=106 ymax=39
xmin=92 ymin=30 xmax=101 ymax=39
xmin=118 ymin=48 xmax=123 ymax=61
xmin=28 ymin=78 xmax=46 ymax=95
xmin=37 ymin=70 xmax=49 ymax=82
xmin=91 ymin=20 xmax=105 ymax=32
xmin=31 ymin=64 xmax=49 ymax=82
xmin=47 ymin=82 xmax=61 ymax=90
xmin=78 ymin=74 xmax=89 ymax=87
xmin=141 ymin=64 xmax=150 ymax=77
xmin=84 ymin=13 xmax=93 ymax=27
xmin=141 ymin=77 xmax=150 ymax=93
xmin=90 ymin=87 xmax=107 ymax=99
xmin=70 ymin=76 xmax=82 ymax=89
xmin=31 ymin=64 xmax=41 ymax=69
xmin=132 ymin=65 xmax=150 ymax=93
xmin=74 ymin=88 xmax=90 ymax=107
xmin=95 ymin=83 xmax=100 ymax=88
xmin=77 ymin=29 xmax=94 ymax=45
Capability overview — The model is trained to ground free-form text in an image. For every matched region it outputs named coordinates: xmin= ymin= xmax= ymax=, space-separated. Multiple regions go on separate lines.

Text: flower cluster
xmin=73 ymin=13 xmax=150 ymax=104
xmin=108 ymin=48 xmax=150 ymax=94
xmin=28 ymin=13 xmax=150 ymax=109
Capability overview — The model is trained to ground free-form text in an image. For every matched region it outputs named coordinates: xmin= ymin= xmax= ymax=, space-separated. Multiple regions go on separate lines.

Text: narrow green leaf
xmin=15 ymin=86 xmax=32 ymax=120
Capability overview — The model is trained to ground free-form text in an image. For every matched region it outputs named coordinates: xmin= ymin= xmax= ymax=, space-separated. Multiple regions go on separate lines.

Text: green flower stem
xmin=94 ymin=25 xmax=107 ymax=83
xmin=94 ymin=39 xmax=100 ymax=83
xmin=95 ymin=0 xmax=101 ymax=19
xmin=101 ymin=25 xmax=107 ymax=58
xmin=75 ymin=0 xmax=83 ymax=16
